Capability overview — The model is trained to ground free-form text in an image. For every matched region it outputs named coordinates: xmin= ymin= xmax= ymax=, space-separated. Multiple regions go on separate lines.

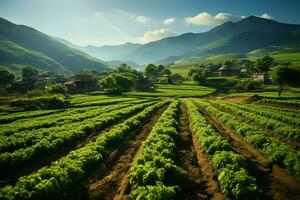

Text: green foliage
xmin=270 ymin=65 xmax=300 ymax=96
xmin=186 ymin=100 xmax=259 ymax=199
xmin=26 ymin=90 xmax=43 ymax=99
xmin=188 ymin=66 xmax=207 ymax=84
xmin=47 ymin=84 xmax=68 ymax=98
xmin=234 ymin=79 xmax=262 ymax=91
xmin=131 ymin=182 xmax=178 ymax=200
xmin=129 ymin=101 xmax=186 ymax=199
xmin=255 ymin=56 xmax=274 ymax=72
xmin=0 ymin=102 xmax=154 ymax=172
xmin=213 ymin=100 xmax=300 ymax=142
xmin=0 ymin=67 xmax=15 ymax=91
xmin=0 ymin=101 xmax=167 ymax=199
xmin=100 ymin=73 xmax=135 ymax=94
xmin=144 ymin=64 xmax=171 ymax=82
xmin=22 ymin=65 xmax=39 ymax=82
xmin=196 ymin=99 xmax=300 ymax=175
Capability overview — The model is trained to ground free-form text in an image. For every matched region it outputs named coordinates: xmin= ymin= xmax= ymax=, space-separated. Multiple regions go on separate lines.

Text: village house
xmin=218 ymin=65 xmax=240 ymax=77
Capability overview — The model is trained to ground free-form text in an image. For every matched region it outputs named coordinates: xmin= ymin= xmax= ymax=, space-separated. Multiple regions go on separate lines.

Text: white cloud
xmin=162 ymin=18 xmax=175 ymax=25
xmin=140 ymin=29 xmax=176 ymax=43
xmin=185 ymin=12 xmax=243 ymax=26
xmin=259 ymin=13 xmax=273 ymax=19
xmin=135 ymin=16 xmax=151 ymax=24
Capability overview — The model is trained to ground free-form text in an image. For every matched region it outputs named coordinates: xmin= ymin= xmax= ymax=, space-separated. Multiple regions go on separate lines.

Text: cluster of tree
xmin=144 ymin=64 xmax=184 ymax=84
xmin=0 ymin=66 xmax=68 ymax=98
xmin=188 ymin=66 xmax=208 ymax=84
xmin=144 ymin=64 xmax=171 ymax=82
xmin=271 ymin=65 xmax=300 ymax=96
xmin=99 ymin=63 xmax=151 ymax=94
xmin=234 ymin=79 xmax=262 ymax=92
xmin=0 ymin=63 xmax=182 ymax=96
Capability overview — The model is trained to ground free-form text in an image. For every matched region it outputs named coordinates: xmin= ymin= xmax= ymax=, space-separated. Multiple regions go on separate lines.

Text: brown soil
xmin=211 ymin=102 xmax=300 ymax=150
xmin=175 ymin=103 xmax=225 ymax=200
xmin=196 ymin=103 xmax=300 ymax=200
xmin=263 ymin=102 xmax=300 ymax=110
xmin=223 ymin=97 xmax=249 ymax=103
xmin=87 ymin=106 xmax=167 ymax=200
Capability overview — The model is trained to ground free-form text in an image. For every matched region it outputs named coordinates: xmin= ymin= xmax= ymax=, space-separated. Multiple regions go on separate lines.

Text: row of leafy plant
xmin=0 ymin=98 xmax=134 ymax=124
xmin=0 ymin=101 xmax=168 ymax=200
xmin=185 ymin=100 xmax=258 ymax=199
xmin=128 ymin=101 xmax=187 ymax=199
xmin=72 ymin=97 xmax=136 ymax=107
xmin=0 ymin=109 xmax=64 ymax=124
xmin=0 ymin=101 xmax=148 ymax=153
xmin=258 ymin=99 xmax=300 ymax=107
xmin=211 ymin=100 xmax=300 ymax=142
xmin=0 ymin=102 xmax=155 ymax=174
xmin=222 ymin=101 xmax=300 ymax=127
xmin=195 ymin=100 xmax=300 ymax=176
xmin=252 ymin=103 xmax=300 ymax=118
xmin=0 ymin=99 xmax=147 ymax=137
xmin=68 ymin=95 xmax=115 ymax=105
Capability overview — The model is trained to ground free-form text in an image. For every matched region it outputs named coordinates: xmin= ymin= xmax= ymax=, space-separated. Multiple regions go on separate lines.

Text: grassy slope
xmin=126 ymin=82 xmax=215 ymax=97
xmin=0 ymin=36 xmax=68 ymax=73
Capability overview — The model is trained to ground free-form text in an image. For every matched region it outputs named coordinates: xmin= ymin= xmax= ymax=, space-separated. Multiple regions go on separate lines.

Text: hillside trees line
xmin=0 ymin=62 xmax=181 ymax=97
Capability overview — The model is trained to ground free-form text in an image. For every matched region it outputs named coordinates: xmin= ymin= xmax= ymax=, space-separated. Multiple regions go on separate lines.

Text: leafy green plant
xmin=186 ymin=100 xmax=259 ymax=199
xmin=129 ymin=101 xmax=186 ymax=199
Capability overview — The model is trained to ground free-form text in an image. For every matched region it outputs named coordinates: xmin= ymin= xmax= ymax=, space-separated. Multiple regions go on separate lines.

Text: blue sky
xmin=0 ymin=0 xmax=299 ymax=46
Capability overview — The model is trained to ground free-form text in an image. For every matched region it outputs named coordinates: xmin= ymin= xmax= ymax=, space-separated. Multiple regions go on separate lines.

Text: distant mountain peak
xmin=238 ymin=15 xmax=276 ymax=24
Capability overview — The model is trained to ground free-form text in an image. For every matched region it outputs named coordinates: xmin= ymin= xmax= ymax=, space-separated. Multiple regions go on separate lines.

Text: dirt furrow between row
xmin=86 ymin=106 xmax=167 ymax=200
xmin=196 ymin=103 xmax=300 ymax=200
xmin=212 ymin=102 xmax=300 ymax=150
xmin=175 ymin=103 xmax=225 ymax=200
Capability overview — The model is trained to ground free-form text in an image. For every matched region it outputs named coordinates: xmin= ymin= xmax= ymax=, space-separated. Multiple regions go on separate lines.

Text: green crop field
xmin=0 ymin=87 xmax=299 ymax=200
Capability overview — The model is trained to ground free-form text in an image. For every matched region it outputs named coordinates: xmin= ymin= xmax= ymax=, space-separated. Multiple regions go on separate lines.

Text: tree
xmin=188 ymin=67 xmax=207 ymax=84
xmin=255 ymin=56 xmax=274 ymax=72
xmin=170 ymin=73 xmax=183 ymax=84
xmin=134 ymin=71 xmax=152 ymax=91
xmin=100 ymin=73 xmax=135 ymax=94
xmin=117 ymin=63 xmax=132 ymax=73
xmin=0 ymin=68 xmax=15 ymax=91
xmin=26 ymin=90 xmax=43 ymax=99
xmin=74 ymin=70 xmax=99 ymax=92
xmin=47 ymin=84 xmax=68 ymax=99
xmin=144 ymin=64 xmax=158 ymax=81
xmin=163 ymin=68 xmax=172 ymax=75
xmin=22 ymin=66 xmax=39 ymax=82
xmin=270 ymin=65 xmax=300 ymax=96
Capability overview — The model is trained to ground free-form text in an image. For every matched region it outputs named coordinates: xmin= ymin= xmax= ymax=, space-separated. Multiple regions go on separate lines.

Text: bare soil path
xmin=174 ymin=103 xmax=225 ymax=200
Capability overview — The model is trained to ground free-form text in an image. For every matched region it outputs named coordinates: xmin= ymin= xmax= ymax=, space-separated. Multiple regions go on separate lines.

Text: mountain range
xmin=59 ymin=16 xmax=300 ymax=65
xmin=1 ymin=16 xmax=300 ymax=74
xmin=0 ymin=17 xmax=110 ymax=74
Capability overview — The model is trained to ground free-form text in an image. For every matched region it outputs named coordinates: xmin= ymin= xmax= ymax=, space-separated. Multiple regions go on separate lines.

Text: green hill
xmin=0 ymin=36 xmax=67 ymax=73
xmin=0 ymin=17 xmax=110 ymax=73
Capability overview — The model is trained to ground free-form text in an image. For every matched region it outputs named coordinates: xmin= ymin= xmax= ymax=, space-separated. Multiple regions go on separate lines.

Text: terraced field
xmin=0 ymin=94 xmax=299 ymax=200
